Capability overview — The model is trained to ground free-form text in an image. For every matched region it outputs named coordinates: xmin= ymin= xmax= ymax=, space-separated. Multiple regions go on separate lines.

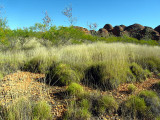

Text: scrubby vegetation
xmin=1 ymin=16 xmax=160 ymax=119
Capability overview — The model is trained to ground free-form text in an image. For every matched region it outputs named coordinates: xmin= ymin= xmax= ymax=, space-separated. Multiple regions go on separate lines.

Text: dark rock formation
xmin=98 ymin=28 xmax=109 ymax=37
xmin=141 ymin=27 xmax=160 ymax=41
xmin=125 ymin=24 xmax=145 ymax=31
xmin=120 ymin=25 xmax=126 ymax=30
xmin=112 ymin=26 xmax=124 ymax=36
xmin=124 ymin=24 xmax=145 ymax=39
xmin=155 ymin=25 xmax=160 ymax=34
xmin=103 ymin=24 xmax=113 ymax=32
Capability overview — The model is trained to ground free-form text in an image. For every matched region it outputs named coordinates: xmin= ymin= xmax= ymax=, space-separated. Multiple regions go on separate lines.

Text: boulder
xmin=141 ymin=26 xmax=160 ymax=41
xmin=154 ymin=25 xmax=160 ymax=34
xmin=120 ymin=25 xmax=126 ymax=30
xmin=124 ymin=24 xmax=145 ymax=39
xmin=98 ymin=28 xmax=109 ymax=37
xmin=112 ymin=26 xmax=124 ymax=36
xmin=125 ymin=23 xmax=145 ymax=31
xmin=103 ymin=24 xmax=113 ymax=32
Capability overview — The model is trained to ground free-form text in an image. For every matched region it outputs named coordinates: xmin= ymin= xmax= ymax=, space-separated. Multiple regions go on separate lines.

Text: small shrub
xmin=128 ymin=84 xmax=136 ymax=93
xmin=64 ymin=99 xmax=91 ymax=120
xmin=33 ymin=100 xmax=52 ymax=120
xmin=130 ymin=62 xmax=150 ymax=82
xmin=7 ymin=97 xmax=32 ymax=120
xmin=157 ymin=73 xmax=160 ymax=78
xmin=156 ymin=116 xmax=160 ymax=120
xmin=126 ymin=70 xmax=136 ymax=83
xmin=46 ymin=63 xmax=80 ymax=86
xmin=84 ymin=62 xmax=120 ymax=90
xmin=66 ymin=83 xmax=84 ymax=97
xmin=146 ymin=60 xmax=157 ymax=72
xmin=123 ymin=96 xmax=149 ymax=119
xmin=0 ymin=72 xmax=4 ymax=81
xmin=139 ymin=57 xmax=160 ymax=74
xmin=98 ymin=95 xmax=118 ymax=114
xmin=23 ymin=56 xmax=51 ymax=73
xmin=139 ymin=90 xmax=160 ymax=118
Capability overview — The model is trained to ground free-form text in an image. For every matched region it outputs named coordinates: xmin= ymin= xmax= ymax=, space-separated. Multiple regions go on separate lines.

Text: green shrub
xmin=46 ymin=63 xmax=80 ymax=86
xmin=33 ymin=100 xmax=52 ymax=120
xmin=64 ymin=99 xmax=91 ymax=120
xmin=157 ymin=73 xmax=160 ymax=78
xmin=128 ymin=84 xmax=137 ymax=93
xmin=23 ymin=56 xmax=51 ymax=73
xmin=139 ymin=90 xmax=160 ymax=118
xmin=7 ymin=97 xmax=32 ymax=120
xmin=123 ymin=96 xmax=149 ymax=119
xmin=138 ymin=57 xmax=160 ymax=74
xmin=126 ymin=70 xmax=136 ymax=83
xmin=130 ymin=62 xmax=150 ymax=82
xmin=84 ymin=62 xmax=120 ymax=90
xmin=156 ymin=116 xmax=160 ymax=120
xmin=66 ymin=83 xmax=84 ymax=97
xmin=98 ymin=95 xmax=118 ymax=114
xmin=0 ymin=72 xmax=4 ymax=81
xmin=23 ymin=57 xmax=42 ymax=73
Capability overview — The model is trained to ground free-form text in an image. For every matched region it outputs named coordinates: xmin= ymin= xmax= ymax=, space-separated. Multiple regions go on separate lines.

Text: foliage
xmin=64 ymin=99 xmax=91 ymax=120
xmin=98 ymin=95 xmax=118 ymax=114
xmin=123 ymin=96 xmax=148 ymax=119
xmin=7 ymin=97 xmax=32 ymax=120
xmin=46 ymin=63 xmax=80 ymax=86
xmin=62 ymin=4 xmax=77 ymax=25
xmin=66 ymin=83 xmax=84 ymax=97
xmin=33 ymin=100 xmax=52 ymax=120
xmin=130 ymin=62 xmax=150 ymax=82
xmin=128 ymin=84 xmax=137 ymax=93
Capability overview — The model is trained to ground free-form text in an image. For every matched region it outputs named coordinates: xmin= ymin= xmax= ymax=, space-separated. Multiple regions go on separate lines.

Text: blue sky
xmin=1 ymin=0 xmax=160 ymax=30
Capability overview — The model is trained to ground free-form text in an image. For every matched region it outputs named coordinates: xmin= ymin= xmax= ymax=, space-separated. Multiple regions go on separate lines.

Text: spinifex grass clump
xmin=98 ymin=95 xmax=118 ymax=114
xmin=7 ymin=98 xmax=32 ymax=120
xmin=46 ymin=63 xmax=80 ymax=86
xmin=2 ymin=97 xmax=52 ymax=120
xmin=63 ymin=99 xmax=91 ymax=120
xmin=139 ymin=90 xmax=160 ymax=118
xmin=66 ymin=83 xmax=84 ymax=97
xmin=122 ymin=95 xmax=148 ymax=119
xmin=33 ymin=100 xmax=52 ymax=120
xmin=128 ymin=84 xmax=137 ymax=94
xmin=84 ymin=62 xmax=130 ymax=90
xmin=22 ymin=56 xmax=52 ymax=73
xmin=129 ymin=62 xmax=151 ymax=82
xmin=121 ymin=90 xmax=160 ymax=119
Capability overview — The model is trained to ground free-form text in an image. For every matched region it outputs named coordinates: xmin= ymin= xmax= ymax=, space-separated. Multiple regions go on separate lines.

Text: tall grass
xmin=1 ymin=39 xmax=160 ymax=88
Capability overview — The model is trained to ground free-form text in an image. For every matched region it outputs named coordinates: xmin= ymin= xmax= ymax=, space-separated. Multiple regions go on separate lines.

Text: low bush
xmin=158 ymin=73 xmax=160 ymax=78
xmin=64 ymin=99 xmax=91 ymax=120
xmin=7 ymin=97 xmax=32 ymax=120
xmin=46 ymin=63 xmax=80 ymax=86
xmin=23 ymin=57 xmax=43 ymax=73
xmin=66 ymin=83 xmax=84 ymax=97
xmin=122 ymin=95 xmax=149 ymax=119
xmin=138 ymin=57 xmax=160 ymax=74
xmin=139 ymin=90 xmax=160 ymax=118
xmin=128 ymin=84 xmax=137 ymax=93
xmin=130 ymin=62 xmax=150 ymax=82
xmin=121 ymin=90 xmax=160 ymax=119
xmin=33 ymin=100 xmax=52 ymax=120
xmin=126 ymin=70 xmax=136 ymax=83
xmin=0 ymin=72 xmax=4 ymax=81
xmin=84 ymin=62 xmax=120 ymax=90
xmin=98 ymin=95 xmax=118 ymax=114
